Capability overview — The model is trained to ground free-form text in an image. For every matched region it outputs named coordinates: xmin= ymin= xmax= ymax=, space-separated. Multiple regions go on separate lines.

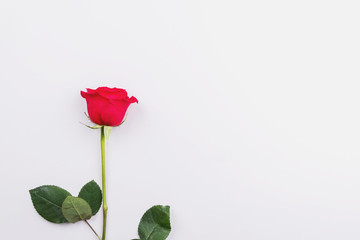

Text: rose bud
xmin=81 ymin=87 xmax=138 ymax=126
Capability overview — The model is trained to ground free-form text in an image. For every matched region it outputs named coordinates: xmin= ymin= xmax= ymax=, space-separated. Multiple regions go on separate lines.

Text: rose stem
xmin=84 ymin=220 xmax=101 ymax=240
xmin=101 ymin=126 xmax=108 ymax=240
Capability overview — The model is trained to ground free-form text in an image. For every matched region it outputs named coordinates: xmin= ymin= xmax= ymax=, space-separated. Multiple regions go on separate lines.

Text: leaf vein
xmin=35 ymin=193 xmax=61 ymax=208
xmin=146 ymin=224 xmax=160 ymax=240
xmin=71 ymin=199 xmax=84 ymax=220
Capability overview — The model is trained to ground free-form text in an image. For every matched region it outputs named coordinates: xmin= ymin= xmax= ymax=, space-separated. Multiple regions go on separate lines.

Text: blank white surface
xmin=1 ymin=0 xmax=360 ymax=239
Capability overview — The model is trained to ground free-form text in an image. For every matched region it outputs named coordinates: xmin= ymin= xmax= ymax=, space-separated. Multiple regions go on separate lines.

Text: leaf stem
xmin=101 ymin=126 xmax=108 ymax=240
xmin=84 ymin=220 xmax=101 ymax=240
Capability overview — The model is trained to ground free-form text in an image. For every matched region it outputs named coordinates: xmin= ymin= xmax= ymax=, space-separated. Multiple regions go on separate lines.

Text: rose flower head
xmin=81 ymin=87 xmax=138 ymax=126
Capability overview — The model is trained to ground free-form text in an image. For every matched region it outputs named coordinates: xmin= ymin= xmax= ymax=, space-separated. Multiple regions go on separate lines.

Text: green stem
xmin=84 ymin=220 xmax=101 ymax=240
xmin=101 ymin=127 xmax=108 ymax=240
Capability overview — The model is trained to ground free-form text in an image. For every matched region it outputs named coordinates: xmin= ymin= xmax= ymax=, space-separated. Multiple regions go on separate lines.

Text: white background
xmin=1 ymin=0 xmax=360 ymax=239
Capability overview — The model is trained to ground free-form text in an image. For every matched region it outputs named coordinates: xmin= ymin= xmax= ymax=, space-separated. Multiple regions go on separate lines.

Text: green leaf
xmin=29 ymin=185 xmax=71 ymax=223
xmin=61 ymin=196 xmax=92 ymax=223
xmin=104 ymin=126 xmax=112 ymax=141
xmin=138 ymin=205 xmax=171 ymax=240
xmin=78 ymin=180 xmax=102 ymax=215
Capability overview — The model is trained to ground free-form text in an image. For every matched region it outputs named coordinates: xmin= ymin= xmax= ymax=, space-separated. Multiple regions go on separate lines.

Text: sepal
xmin=80 ymin=122 xmax=103 ymax=129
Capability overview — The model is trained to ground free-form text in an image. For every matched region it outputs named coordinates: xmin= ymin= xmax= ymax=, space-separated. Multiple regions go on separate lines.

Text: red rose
xmin=81 ymin=87 xmax=138 ymax=126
